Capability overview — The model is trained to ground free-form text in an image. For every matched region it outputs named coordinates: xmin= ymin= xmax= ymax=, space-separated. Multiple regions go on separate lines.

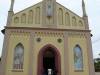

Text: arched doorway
xmin=37 ymin=44 xmax=61 ymax=75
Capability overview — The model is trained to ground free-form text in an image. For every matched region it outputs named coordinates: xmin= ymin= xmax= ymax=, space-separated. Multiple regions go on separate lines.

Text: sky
xmin=0 ymin=0 xmax=100 ymax=58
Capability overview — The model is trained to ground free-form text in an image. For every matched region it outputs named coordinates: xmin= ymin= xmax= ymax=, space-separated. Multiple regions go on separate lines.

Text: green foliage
xmin=94 ymin=54 xmax=100 ymax=72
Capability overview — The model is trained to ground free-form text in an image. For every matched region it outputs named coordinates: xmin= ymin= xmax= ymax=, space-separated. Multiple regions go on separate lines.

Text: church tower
xmin=7 ymin=0 xmax=14 ymax=26
xmin=0 ymin=0 xmax=95 ymax=75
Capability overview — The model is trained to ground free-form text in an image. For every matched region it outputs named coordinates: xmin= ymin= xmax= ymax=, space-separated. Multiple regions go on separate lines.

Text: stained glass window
xmin=74 ymin=45 xmax=83 ymax=71
xmin=13 ymin=43 xmax=24 ymax=69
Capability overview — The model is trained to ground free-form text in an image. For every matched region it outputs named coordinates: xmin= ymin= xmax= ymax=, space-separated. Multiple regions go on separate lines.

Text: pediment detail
xmin=10 ymin=1 xmax=86 ymax=30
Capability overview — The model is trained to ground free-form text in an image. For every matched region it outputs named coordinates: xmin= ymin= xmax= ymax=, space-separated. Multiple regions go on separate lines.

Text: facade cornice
xmin=5 ymin=26 xmax=91 ymax=32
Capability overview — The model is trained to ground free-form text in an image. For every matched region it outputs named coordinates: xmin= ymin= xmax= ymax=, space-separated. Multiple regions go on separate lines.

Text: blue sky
xmin=0 ymin=0 xmax=100 ymax=58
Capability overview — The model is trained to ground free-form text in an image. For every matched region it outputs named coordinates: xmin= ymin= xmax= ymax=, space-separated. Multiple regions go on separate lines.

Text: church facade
xmin=0 ymin=0 xmax=95 ymax=75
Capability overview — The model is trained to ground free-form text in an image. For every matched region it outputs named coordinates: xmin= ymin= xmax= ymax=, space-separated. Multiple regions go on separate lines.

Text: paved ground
xmin=95 ymin=72 xmax=100 ymax=75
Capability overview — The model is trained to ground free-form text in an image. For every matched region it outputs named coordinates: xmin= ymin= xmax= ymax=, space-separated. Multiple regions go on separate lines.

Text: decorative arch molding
xmin=15 ymin=43 xmax=24 ymax=49
xmin=34 ymin=31 xmax=64 ymax=37
xmin=35 ymin=7 xmax=40 ymax=24
xmin=14 ymin=17 xmax=19 ymax=24
xmin=68 ymin=32 xmax=86 ymax=38
xmin=58 ymin=8 xmax=63 ymax=25
xmin=28 ymin=10 xmax=33 ymax=24
xmin=37 ymin=44 xmax=61 ymax=75
xmin=65 ymin=12 xmax=70 ymax=26
xmin=79 ymin=20 xmax=83 ymax=27
xmin=21 ymin=13 xmax=26 ymax=24
xmin=72 ymin=16 xmax=77 ymax=26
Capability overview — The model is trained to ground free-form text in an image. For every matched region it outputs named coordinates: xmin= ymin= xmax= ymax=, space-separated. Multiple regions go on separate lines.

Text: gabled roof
xmin=13 ymin=1 xmax=82 ymax=19
xmin=14 ymin=2 xmax=42 ymax=15
xmin=57 ymin=2 xmax=82 ymax=19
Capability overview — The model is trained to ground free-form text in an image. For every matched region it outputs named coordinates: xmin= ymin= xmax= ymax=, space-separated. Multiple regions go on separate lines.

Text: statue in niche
xmin=46 ymin=0 xmax=53 ymax=17
xmin=74 ymin=46 xmax=83 ymax=70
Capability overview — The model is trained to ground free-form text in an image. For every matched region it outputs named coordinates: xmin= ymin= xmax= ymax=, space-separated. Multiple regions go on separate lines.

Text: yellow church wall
xmin=68 ymin=36 xmax=89 ymax=75
xmin=33 ymin=35 xmax=65 ymax=75
xmin=5 ymin=33 xmax=30 ymax=75
xmin=1 ymin=28 xmax=93 ymax=75
xmin=4 ymin=31 xmax=66 ymax=75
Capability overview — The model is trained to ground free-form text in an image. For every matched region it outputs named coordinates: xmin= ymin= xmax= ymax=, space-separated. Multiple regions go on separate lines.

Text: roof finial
xmin=10 ymin=0 xmax=15 ymax=11
xmin=82 ymin=0 xmax=87 ymax=17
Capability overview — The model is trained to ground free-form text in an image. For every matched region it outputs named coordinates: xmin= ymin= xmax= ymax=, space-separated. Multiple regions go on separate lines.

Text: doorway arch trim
xmin=37 ymin=44 xmax=61 ymax=75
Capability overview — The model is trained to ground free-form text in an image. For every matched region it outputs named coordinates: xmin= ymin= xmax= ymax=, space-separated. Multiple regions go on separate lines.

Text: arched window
xmin=14 ymin=17 xmax=19 ymax=24
xmin=13 ymin=43 xmax=24 ymax=69
xmin=74 ymin=45 xmax=83 ymax=70
xmin=28 ymin=10 xmax=33 ymax=24
xmin=65 ymin=12 xmax=70 ymax=26
xmin=72 ymin=17 xmax=77 ymax=26
xmin=21 ymin=13 xmax=26 ymax=24
xmin=58 ymin=8 xmax=63 ymax=25
xmin=79 ymin=20 xmax=83 ymax=26
xmin=35 ymin=7 xmax=40 ymax=24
